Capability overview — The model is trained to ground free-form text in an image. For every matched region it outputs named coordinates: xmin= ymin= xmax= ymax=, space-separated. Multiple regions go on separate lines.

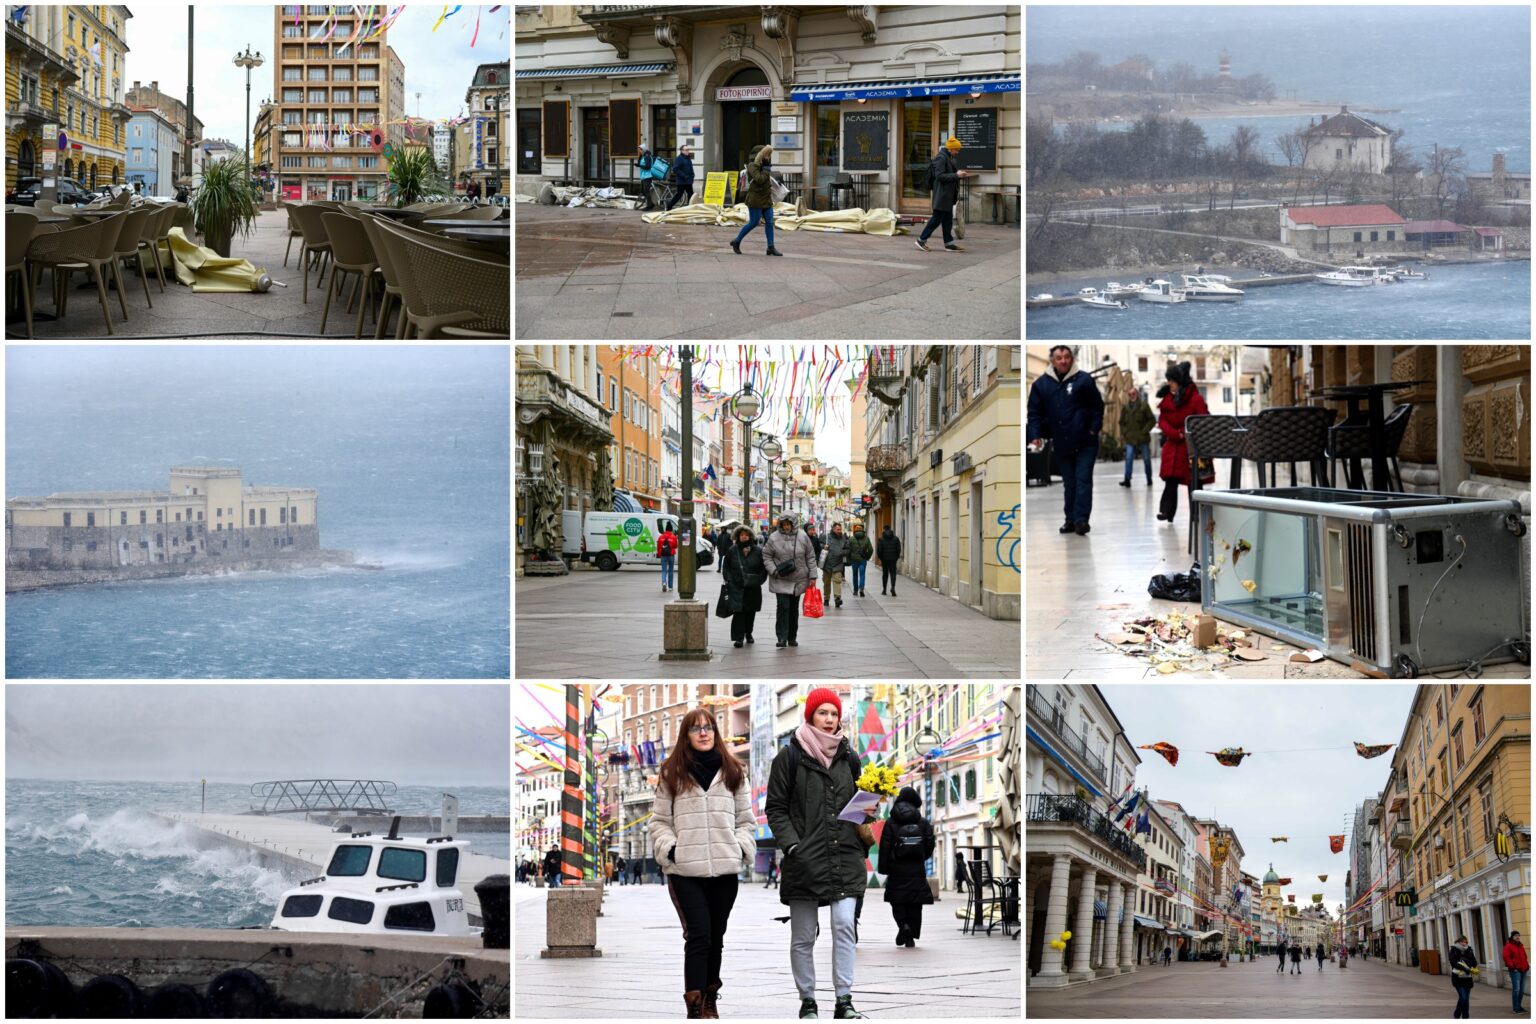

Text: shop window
xmin=652 ymin=104 xmax=676 ymax=158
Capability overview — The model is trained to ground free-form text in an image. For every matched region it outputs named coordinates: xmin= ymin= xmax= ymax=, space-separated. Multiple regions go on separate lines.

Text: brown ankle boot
xmin=702 ymin=982 xmax=721 ymax=1018
xmin=684 ymin=990 xmax=705 ymax=1019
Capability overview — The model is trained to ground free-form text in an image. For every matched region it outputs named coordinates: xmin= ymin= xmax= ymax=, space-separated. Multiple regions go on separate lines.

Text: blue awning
xmin=1133 ymin=916 xmax=1165 ymax=930
xmin=790 ymin=74 xmax=1019 ymax=102
xmin=1025 ymin=725 xmax=1102 ymax=798
xmin=518 ymin=62 xmax=673 ymax=80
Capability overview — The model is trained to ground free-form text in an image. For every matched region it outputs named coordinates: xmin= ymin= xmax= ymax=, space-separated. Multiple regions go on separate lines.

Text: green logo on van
xmin=606 ymin=517 xmax=655 ymax=554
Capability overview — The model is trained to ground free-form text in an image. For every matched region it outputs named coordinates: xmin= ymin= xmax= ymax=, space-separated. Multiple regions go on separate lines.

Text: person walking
xmin=543 ymin=844 xmax=562 ymax=888
xmin=1155 ymin=361 xmax=1211 ymax=527
xmin=650 ymin=708 xmax=757 ymax=1019
xmin=722 ymin=525 xmax=767 ymax=648
xmin=766 ymin=688 xmax=872 ymax=1019
xmin=820 ymin=522 xmax=849 ymax=610
xmin=615 ymin=854 xmax=627 ymax=885
xmin=764 ymin=849 xmax=779 ymax=889
xmin=1027 ymin=345 xmax=1105 ymax=536
xmin=912 ymin=137 xmax=967 ymax=252
xmin=1277 ymin=942 xmax=1288 ymax=974
xmin=1289 ymin=942 xmax=1302 ymax=975
xmin=846 ymin=524 xmax=873 ymax=597
xmin=729 ymin=144 xmax=783 ymax=256
xmin=954 ymin=850 xmax=969 ymax=894
xmin=803 ymin=522 xmax=823 ymax=562
xmin=1316 ymin=943 xmax=1326 ymax=971
xmin=1161 ymin=944 xmax=1172 ymax=967
xmin=876 ymin=526 xmax=902 ymax=597
xmin=713 ymin=522 xmax=730 ymax=573
xmin=1338 ymin=945 xmax=1347 ymax=968
xmin=1450 ymin=934 xmax=1479 ymax=1018
xmin=658 ymin=523 xmax=680 ymax=592
xmin=668 ymin=142 xmax=697 ymax=210
xmin=1119 ymin=388 xmax=1156 ymax=487
xmin=877 ymin=786 xmax=935 ymax=948
xmin=632 ymin=857 xmax=643 ymax=885
xmin=763 ymin=514 xmax=817 ymax=649
xmin=1504 ymin=931 xmax=1528 ymax=1013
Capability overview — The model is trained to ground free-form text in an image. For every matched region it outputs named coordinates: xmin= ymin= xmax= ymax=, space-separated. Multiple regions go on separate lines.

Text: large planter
xmin=204 ymin=221 xmax=232 ymax=258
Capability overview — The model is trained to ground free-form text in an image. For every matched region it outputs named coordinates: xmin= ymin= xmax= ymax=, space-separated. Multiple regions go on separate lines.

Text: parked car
xmin=5 ymin=176 xmax=91 ymax=206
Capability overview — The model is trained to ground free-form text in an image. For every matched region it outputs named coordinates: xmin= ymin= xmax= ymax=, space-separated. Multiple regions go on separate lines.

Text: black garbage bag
xmin=1148 ymin=569 xmax=1202 ymax=603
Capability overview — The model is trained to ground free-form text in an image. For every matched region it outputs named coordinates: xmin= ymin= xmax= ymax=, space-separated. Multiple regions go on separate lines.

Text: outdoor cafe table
xmin=441 ymin=226 xmax=510 ymax=248
xmin=420 ymin=217 xmax=502 ymax=228
xmin=364 ymin=208 xmax=421 ymax=220
xmin=1314 ymin=380 xmax=1426 ymax=491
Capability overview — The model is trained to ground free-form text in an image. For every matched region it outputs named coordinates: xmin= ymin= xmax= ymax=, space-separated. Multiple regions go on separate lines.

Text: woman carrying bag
xmin=1155 ymin=361 xmax=1211 ymax=527
xmin=766 ymin=688 xmax=871 ymax=1019
xmin=651 ymin=708 xmax=758 ymax=1019
xmin=720 ymin=526 xmax=766 ymax=648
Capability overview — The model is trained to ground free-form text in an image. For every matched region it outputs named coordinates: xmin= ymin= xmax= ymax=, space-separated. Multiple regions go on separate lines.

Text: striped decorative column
xmin=560 ymin=684 xmax=583 ymax=884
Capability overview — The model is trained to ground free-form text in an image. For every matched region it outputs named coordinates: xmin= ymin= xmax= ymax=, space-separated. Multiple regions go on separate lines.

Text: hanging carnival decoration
xmin=1287 ymin=894 xmax=1296 ymax=903
xmin=1312 ymin=893 xmax=1324 ymax=903
xmin=1329 ymin=835 xmax=1346 ymax=854
xmin=1209 ymin=747 xmax=1251 ymax=767
xmin=1137 ymin=742 xmax=1179 ymax=767
xmin=1210 ymin=833 xmax=1232 ymax=872
xmin=1354 ymin=742 xmax=1394 ymax=759
xmin=1271 ymin=836 xmax=1289 ymax=843
xmin=1318 ymin=875 xmax=1328 ymax=882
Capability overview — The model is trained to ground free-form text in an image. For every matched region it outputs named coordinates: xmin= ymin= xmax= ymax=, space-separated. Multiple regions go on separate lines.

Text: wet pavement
xmin=513 ymin=202 xmax=1021 ymax=339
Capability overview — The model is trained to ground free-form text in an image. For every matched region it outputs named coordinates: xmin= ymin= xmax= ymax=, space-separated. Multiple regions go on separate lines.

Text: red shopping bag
xmin=802 ymin=583 xmax=824 ymax=618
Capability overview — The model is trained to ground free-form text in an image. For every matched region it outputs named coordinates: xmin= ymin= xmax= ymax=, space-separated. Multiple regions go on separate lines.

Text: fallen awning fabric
xmin=517 ymin=62 xmax=673 ymax=80
xmin=791 ymin=74 xmax=1019 ymax=101
xmin=1132 ymin=916 xmax=1165 ymax=930
xmin=1194 ymin=929 xmax=1225 ymax=940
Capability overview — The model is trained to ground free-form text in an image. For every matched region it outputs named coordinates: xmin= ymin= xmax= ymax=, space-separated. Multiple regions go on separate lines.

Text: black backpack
xmin=916 ymin=157 xmax=935 ymax=195
xmin=892 ymin=821 xmax=928 ymax=862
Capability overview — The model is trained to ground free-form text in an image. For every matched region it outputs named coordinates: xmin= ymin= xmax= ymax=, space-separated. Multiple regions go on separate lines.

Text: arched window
xmin=727 ymin=66 xmax=768 ymax=88
xmin=64 ymin=158 xmax=74 ymax=180
xmin=18 ymin=139 xmax=35 ymax=178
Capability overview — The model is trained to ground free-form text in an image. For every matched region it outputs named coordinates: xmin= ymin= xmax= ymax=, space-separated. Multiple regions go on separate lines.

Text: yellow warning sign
xmin=703 ymin=171 xmax=733 ymax=207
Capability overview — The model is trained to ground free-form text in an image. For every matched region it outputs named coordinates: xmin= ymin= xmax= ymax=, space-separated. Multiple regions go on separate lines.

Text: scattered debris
xmin=1290 ymin=649 xmax=1327 ymax=663
xmin=1204 ymin=518 xmax=1216 ymax=536
xmin=1240 ymin=579 xmax=1257 ymax=594
xmin=1233 ymin=648 xmax=1267 ymax=661
xmin=1233 ymin=539 xmax=1253 ymax=565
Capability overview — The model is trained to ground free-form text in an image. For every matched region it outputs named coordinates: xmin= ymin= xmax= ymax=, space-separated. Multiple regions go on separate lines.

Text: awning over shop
xmin=1132 ymin=916 xmax=1164 ymax=930
xmin=1194 ymin=929 xmax=1225 ymax=941
xmin=790 ymin=74 xmax=1020 ymax=102
xmin=517 ymin=62 xmax=674 ymax=80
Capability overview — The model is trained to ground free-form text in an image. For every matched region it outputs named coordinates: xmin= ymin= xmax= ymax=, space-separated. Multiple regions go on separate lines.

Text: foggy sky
xmin=6 ymin=684 xmax=509 ymax=787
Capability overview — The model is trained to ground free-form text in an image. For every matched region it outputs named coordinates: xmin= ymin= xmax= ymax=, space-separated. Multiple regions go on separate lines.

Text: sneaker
xmin=945 ymin=243 xmax=965 ymax=252
xmin=788 ymin=639 xmax=799 ymax=647
xmin=833 ymin=996 xmax=867 ymax=1019
xmin=835 ymin=597 xmax=843 ymax=608
xmin=799 ymin=998 xmax=819 ymax=1019
xmin=914 ymin=239 xmax=931 ymax=252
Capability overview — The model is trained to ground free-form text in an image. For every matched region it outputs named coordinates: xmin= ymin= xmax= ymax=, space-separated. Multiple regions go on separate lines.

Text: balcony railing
xmin=1025 ymin=686 xmax=1107 ymax=783
xmin=1027 ymin=794 xmax=1147 ymax=870
xmin=867 ymin=443 xmax=906 ymax=476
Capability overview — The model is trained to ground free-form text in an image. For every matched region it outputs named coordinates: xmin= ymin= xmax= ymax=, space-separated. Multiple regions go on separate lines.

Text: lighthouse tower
xmin=1219 ymin=51 xmax=1231 ymax=80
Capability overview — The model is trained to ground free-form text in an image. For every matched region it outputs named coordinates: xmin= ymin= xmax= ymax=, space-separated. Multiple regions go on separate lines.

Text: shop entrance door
xmin=581 ymin=106 xmax=609 ymax=184
xmin=333 ymin=182 xmax=351 ymax=201
xmin=898 ymin=96 xmax=951 ymax=214
xmin=721 ymin=101 xmax=770 ymax=178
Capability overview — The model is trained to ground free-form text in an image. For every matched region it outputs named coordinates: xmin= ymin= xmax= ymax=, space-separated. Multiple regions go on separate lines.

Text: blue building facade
xmin=125 ymin=108 xmax=178 ymax=195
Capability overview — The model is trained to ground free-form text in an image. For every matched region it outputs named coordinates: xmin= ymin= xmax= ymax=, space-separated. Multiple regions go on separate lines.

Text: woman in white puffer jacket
xmin=650 ymin=707 xmax=758 ymax=1019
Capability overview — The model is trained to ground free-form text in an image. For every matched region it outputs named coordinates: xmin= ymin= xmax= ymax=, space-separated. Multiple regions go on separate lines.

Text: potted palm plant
xmin=382 ymin=146 xmax=450 ymax=208
xmin=188 ymin=157 xmax=259 ymax=258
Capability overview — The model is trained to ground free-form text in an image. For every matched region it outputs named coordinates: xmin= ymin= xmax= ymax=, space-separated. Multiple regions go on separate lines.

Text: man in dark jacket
xmin=846 ymin=524 xmax=874 ymax=597
xmin=666 ymin=142 xmax=696 ymax=210
xmin=914 ymin=137 xmax=967 ymax=252
xmin=804 ymin=522 xmax=823 ymax=561
xmin=820 ymin=522 xmax=849 ymax=609
xmin=879 ymin=786 xmax=936 ymax=947
xmin=1119 ymin=387 xmax=1156 ymax=488
xmin=1028 ymin=345 xmax=1104 ymax=536
xmin=730 ymin=144 xmax=782 ymax=256
xmin=543 ymin=845 xmax=562 ymax=887
xmin=876 ymin=526 xmax=902 ymax=596
xmin=711 ymin=519 xmax=730 ymax=572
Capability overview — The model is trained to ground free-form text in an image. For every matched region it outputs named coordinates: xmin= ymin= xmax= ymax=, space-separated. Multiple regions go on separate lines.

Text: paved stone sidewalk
xmin=515 ymin=561 xmax=1020 ymax=679
xmin=513 ymin=202 xmax=1021 ymax=340
xmin=515 ymin=879 xmax=1021 ymax=1018
xmin=1026 ymin=953 xmax=1529 ymax=1018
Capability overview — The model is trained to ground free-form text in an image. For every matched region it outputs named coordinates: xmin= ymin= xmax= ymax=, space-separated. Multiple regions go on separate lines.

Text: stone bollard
xmin=473 ymin=874 xmax=509 ymax=949
xmin=592 ymin=876 xmax=604 ymax=917
xmin=541 ymin=885 xmax=603 ymax=958
xmin=928 ymin=876 xmax=942 ymax=903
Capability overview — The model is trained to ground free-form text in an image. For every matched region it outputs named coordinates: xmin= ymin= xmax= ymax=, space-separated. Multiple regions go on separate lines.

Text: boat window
xmin=327 ymin=845 xmax=373 ymax=877
xmin=328 ymin=896 xmax=375 ymax=925
xmin=383 ymin=901 xmax=436 ymax=932
xmin=436 ymin=848 xmax=459 ymax=887
xmin=281 ymin=894 xmax=322 ymax=918
xmin=378 ymin=847 xmax=427 ymax=882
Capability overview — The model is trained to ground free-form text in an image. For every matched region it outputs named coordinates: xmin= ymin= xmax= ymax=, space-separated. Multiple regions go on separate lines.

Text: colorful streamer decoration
xmin=1209 ymin=747 xmax=1251 ymax=767
xmin=1271 ymin=836 xmax=1289 ymax=843
xmin=1354 ymin=742 xmax=1394 ymax=759
xmin=1137 ymin=742 xmax=1179 ymax=767
xmin=1329 ymin=834 xmax=1346 ymax=854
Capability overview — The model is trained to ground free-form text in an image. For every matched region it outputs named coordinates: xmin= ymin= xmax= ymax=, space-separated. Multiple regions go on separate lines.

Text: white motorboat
xmin=1137 ymin=279 xmax=1187 ymax=303
xmin=1102 ymin=282 xmax=1141 ymax=299
xmin=1029 ymin=293 xmax=1055 ymax=301
xmin=270 ymin=816 xmax=482 ymax=937
xmin=1385 ymin=266 xmax=1428 ymax=280
xmin=1081 ymin=294 xmax=1128 ymax=309
xmin=1077 ymin=287 xmax=1101 ymax=299
xmin=1315 ymin=266 xmax=1392 ymax=287
xmin=1177 ymin=274 xmax=1246 ymax=301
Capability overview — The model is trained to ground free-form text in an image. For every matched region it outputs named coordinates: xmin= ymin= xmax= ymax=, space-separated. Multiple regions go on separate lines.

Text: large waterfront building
xmin=6 ymin=467 xmax=319 ymax=569
xmin=458 ymin=60 xmax=507 ymax=196
xmin=1301 ymin=105 xmax=1393 ymax=175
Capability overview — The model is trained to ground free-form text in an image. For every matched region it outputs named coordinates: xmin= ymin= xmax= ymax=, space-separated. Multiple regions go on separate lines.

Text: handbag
xmin=802 ymin=583 xmax=824 ymax=618
xmin=715 ymin=584 xmax=737 ymax=619
xmin=770 ymin=177 xmax=788 ymax=204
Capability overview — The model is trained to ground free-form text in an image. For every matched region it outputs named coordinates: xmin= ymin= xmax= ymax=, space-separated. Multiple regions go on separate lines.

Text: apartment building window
xmin=283 ymin=111 xmax=302 ymax=125
xmin=486 ymin=146 xmax=498 ymax=165
xmin=140 ymin=510 xmax=147 ymax=524
xmin=1451 ymin=723 xmax=1465 ymax=771
xmin=283 ymin=24 xmax=302 ymax=38
xmin=307 ymin=45 xmax=327 ymax=59
xmin=358 ymin=68 xmax=378 ymax=82
xmin=332 ymin=88 xmax=352 ymax=103
xmin=283 ymin=88 xmax=302 ymax=103
xmin=1478 ymin=776 xmax=1494 ymax=838
xmin=1435 ymin=695 xmax=1444 ymax=727
xmin=291 ymin=507 xmax=299 ymax=524
xmin=249 ymin=509 xmax=256 ymax=526
xmin=1458 ymin=799 xmax=1473 ymax=859
xmin=120 ymin=511 xmax=128 ymax=525
xmin=1471 ymin=693 xmax=1485 ymax=744
xmin=62 ymin=512 xmax=72 ymax=527
xmin=358 ymin=88 xmax=378 ymax=103
xmin=332 ymin=155 xmax=350 ymax=168
xmin=357 ymin=156 xmax=377 ymax=168
xmin=281 ymin=156 xmax=302 ymax=168
xmin=333 ymin=67 xmax=352 ymax=81
xmin=308 ymin=67 xmax=327 ymax=82
xmin=156 ymin=533 xmax=163 ymax=548
xmin=308 ymin=88 xmax=327 ymax=103
xmin=308 ymin=156 xmax=327 ymax=168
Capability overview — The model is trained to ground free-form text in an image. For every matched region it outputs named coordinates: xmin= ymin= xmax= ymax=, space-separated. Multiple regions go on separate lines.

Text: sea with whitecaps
xmin=5 ymin=779 xmax=511 ymax=929
xmin=4 ymin=346 xmax=509 ymax=678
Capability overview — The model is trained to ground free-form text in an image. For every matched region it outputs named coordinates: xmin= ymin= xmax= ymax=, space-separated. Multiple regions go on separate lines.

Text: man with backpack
xmin=878 ymin=786 xmax=936 ymax=947
xmin=914 ymin=137 xmax=968 ymax=253
xmin=657 ymin=524 xmax=679 ymax=593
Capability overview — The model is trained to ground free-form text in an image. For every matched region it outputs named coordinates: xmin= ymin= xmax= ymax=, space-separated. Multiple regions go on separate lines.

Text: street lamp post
xmin=733 ymin=387 xmax=762 ymax=530
xmin=233 ymin=45 xmax=264 ymax=181
xmin=660 ymin=347 xmax=711 ymax=661
xmin=759 ymin=435 xmax=782 ymax=525
xmin=915 ymin=714 xmax=942 ymax=883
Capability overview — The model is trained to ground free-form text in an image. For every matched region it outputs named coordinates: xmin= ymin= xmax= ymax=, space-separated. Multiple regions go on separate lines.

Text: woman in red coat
xmin=1156 ymin=362 xmax=1209 ymax=525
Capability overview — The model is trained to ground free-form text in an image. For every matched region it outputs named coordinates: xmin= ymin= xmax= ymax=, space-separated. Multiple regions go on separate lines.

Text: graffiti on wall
xmin=996 ymin=504 xmax=1020 ymax=573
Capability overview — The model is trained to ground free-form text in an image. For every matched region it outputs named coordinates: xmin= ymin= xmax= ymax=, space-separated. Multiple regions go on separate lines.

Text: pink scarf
xmin=795 ymin=720 xmax=844 ymax=770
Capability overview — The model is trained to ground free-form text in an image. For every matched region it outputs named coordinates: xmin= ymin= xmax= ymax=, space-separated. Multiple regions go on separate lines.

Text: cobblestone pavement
xmin=1026 ymin=954 xmax=1531 ymax=1018
xmin=516 ymin=878 xmax=1021 ymax=1018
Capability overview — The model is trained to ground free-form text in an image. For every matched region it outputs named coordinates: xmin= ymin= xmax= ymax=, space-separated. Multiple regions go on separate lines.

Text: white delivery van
xmin=561 ymin=511 xmax=585 ymax=565
xmin=581 ymin=512 xmax=679 ymax=571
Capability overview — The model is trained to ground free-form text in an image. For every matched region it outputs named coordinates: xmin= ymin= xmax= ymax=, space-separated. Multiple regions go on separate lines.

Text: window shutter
xmin=542 ymin=100 xmax=568 ymax=158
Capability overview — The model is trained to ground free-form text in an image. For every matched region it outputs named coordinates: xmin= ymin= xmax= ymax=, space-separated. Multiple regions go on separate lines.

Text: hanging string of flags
xmin=1209 ymin=747 xmax=1251 ymax=767
xmin=1133 ymin=740 xmax=1395 ymax=767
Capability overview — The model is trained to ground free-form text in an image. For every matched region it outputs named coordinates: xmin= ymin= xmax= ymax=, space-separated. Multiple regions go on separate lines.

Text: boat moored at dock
xmin=1137 ymin=279 xmax=1187 ymax=303
xmin=1315 ymin=265 xmax=1394 ymax=286
xmin=1081 ymin=294 xmax=1129 ymax=309
xmin=1177 ymin=274 xmax=1246 ymax=301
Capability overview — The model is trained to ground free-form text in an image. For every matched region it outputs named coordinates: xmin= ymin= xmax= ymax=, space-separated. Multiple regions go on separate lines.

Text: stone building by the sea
xmin=1302 ymin=105 xmax=1393 ymax=174
xmin=6 ymin=466 xmax=320 ymax=570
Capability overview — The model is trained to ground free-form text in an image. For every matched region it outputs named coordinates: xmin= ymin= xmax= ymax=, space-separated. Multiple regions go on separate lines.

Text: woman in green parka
xmin=1119 ymin=387 xmax=1156 ymax=487
xmin=765 ymin=687 xmax=870 ymax=1020
xmin=729 ymin=144 xmax=783 ymax=257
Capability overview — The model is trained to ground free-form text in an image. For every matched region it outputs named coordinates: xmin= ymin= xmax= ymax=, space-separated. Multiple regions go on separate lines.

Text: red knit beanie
xmin=804 ymin=687 xmax=842 ymax=723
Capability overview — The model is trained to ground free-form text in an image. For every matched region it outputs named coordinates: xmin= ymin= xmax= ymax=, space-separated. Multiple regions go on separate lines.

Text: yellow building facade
xmin=1403 ymin=683 xmax=1531 ymax=988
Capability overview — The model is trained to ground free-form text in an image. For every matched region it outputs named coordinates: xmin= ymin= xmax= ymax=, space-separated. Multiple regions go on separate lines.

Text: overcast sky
xmin=1098 ymin=684 xmax=1418 ymax=915
xmin=119 ymin=4 xmax=510 ymax=151
xmin=7 ymin=684 xmax=509 ymax=786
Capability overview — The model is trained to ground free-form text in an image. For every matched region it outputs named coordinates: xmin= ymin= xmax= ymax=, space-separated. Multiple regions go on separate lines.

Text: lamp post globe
xmin=732 ymin=387 xmax=762 ymax=529
xmin=233 ymin=45 xmax=265 ymax=192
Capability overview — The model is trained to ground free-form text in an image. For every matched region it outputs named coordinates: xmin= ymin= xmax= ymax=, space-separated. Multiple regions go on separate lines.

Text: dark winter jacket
xmin=1120 ymin=398 xmax=1156 ymax=447
xmin=847 ymin=529 xmax=874 ymax=563
xmin=878 ymin=787 xmax=935 ymax=905
xmin=722 ymin=540 xmax=767 ymax=614
xmin=1027 ymin=367 xmax=1104 ymax=456
xmin=743 ymin=145 xmax=776 ymax=209
xmin=876 ymin=529 xmax=902 ymax=564
xmin=1449 ymin=942 xmax=1479 ymax=985
xmin=821 ymin=530 xmax=850 ymax=573
xmin=542 ymin=849 xmax=560 ymax=879
xmin=671 ymin=151 xmax=695 ymax=190
xmin=765 ymin=734 xmax=869 ymax=906
xmin=928 ymin=149 xmax=961 ymax=212
xmin=804 ymin=527 xmax=823 ymax=561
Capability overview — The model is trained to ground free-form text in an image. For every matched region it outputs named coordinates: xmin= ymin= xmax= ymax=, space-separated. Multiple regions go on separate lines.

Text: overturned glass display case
xmin=1192 ymin=487 xmax=1530 ymax=678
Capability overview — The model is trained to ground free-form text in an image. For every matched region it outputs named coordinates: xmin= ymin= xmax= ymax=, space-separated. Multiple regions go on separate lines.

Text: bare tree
xmin=1313 ymin=164 xmax=1343 ymax=207
xmin=1385 ymin=147 xmax=1422 ymax=212
xmin=1229 ymin=125 xmax=1259 ymax=209
xmin=1425 ymin=144 xmax=1466 ymax=220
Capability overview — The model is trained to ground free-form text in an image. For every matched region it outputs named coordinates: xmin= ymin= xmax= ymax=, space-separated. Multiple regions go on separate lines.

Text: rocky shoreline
xmin=6 ymin=549 xmax=370 ymax=593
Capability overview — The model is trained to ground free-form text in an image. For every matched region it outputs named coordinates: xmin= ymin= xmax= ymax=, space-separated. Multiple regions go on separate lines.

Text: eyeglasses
xmin=688 ymin=725 xmax=715 ymax=735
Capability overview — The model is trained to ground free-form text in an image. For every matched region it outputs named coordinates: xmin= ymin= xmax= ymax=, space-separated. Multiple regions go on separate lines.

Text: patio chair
xmin=1237 ymin=407 xmax=1333 ymax=488
xmin=289 ymin=203 xmax=334 ymax=304
xmin=26 ymin=214 xmax=129 ymax=335
xmin=372 ymin=217 xmax=509 ymax=338
xmin=962 ymin=859 xmax=1017 ymax=938
xmin=283 ymin=204 xmax=304 ymax=267
xmin=140 ymin=205 xmax=178 ymax=292
xmin=318 ymin=212 xmax=378 ymax=338
xmin=1328 ymin=402 xmax=1412 ymax=491
xmin=7 ymin=211 xmax=37 ymax=338
xmin=108 ymin=207 xmax=155 ymax=313
xmin=370 ymin=215 xmax=509 ymax=264
xmin=357 ymin=214 xmax=409 ymax=340
xmin=1184 ymin=414 xmax=1256 ymax=555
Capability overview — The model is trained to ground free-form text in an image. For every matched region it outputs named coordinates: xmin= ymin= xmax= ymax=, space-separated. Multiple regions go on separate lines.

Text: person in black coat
xmin=803 ymin=522 xmax=823 ymax=561
xmin=666 ymin=143 xmax=696 ymax=209
xmin=542 ymin=845 xmax=562 ymax=887
xmin=722 ymin=526 xmax=767 ymax=648
xmin=879 ymin=787 xmax=936 ymax=948
xmin=876 ymin=526 xmax=902 ymax=596
xmin=711 ymin=521 xmax=730 ymax=572
xmin=1450 ymin=934 xmax=1479 ymax=1018
xmin=914 ymin=137 xmax=967 ymax=251
xmin=954 ymin=849 xmax=969 ymax=893
xmin=1028 ymin=345 xmax=1105 ymax=536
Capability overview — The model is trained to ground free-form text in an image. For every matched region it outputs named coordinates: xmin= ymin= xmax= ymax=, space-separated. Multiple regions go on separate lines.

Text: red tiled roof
xmin=1285 ymin=204 xmax=1406 ymax=228
xmin=1402 ymin=220 xmax=1466 ymax=233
